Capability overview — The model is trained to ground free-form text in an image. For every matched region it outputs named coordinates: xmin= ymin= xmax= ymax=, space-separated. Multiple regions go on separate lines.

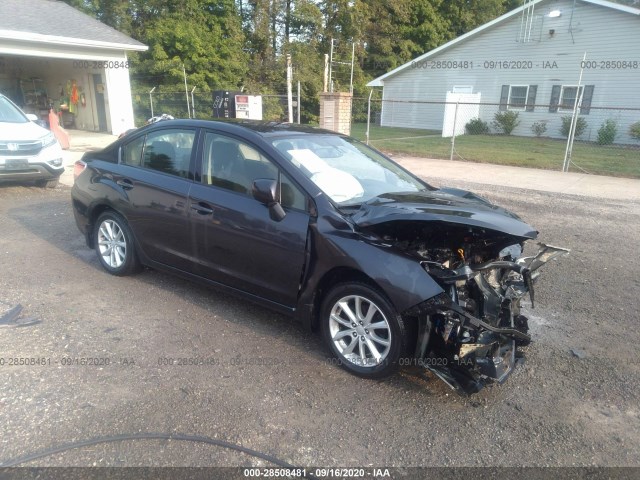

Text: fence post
xmin=450 ymin=101 xmax=459 ymax=161
xmin=563 ymin=52 xmax=587 ymax=172
xmin=149 ymin=86 xmax=156 ymax=118
xmin=366 ymin=89 xmax=373 ymax=145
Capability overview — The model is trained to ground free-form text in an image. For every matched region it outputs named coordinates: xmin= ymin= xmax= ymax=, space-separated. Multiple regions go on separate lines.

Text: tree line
xmin=62 ymin=0 xmax=638 ymax=121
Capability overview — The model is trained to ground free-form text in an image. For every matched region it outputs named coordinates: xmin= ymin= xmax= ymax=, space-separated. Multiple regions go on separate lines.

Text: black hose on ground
xmin=0 ymin=432 xmax=309 ymax=474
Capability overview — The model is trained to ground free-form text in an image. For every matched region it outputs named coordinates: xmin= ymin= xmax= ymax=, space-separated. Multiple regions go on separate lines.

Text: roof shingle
xmin=0 ymin=0 xmax=146 ymax=49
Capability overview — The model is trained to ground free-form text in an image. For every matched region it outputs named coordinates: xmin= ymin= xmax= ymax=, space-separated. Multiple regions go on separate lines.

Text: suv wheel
xmin=93 ymin=211 xmax=141 ymax=276
xmin=321 ymin=283 xmax=413 ymax=379
xmin=35 ymin=178 xmax=59 ymax=188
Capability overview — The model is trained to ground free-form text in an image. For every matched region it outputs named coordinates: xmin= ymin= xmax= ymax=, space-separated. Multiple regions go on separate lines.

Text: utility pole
xmin=350 ymin=42 xmax=355 ymax=94
xmin=323 ymin=54 xmax=329 ymax=93
xmin=182 ymin=63 xmax=191 ymax=119
xmin=328 ymin=38 xmax=334 ymax=93
xmin=286 ymin=54 xmax=293 ymax=123
xmin=297 ymin=81 xmax=301 ymax=124
xmin=190 ymin=86 xmax=197 ymax=119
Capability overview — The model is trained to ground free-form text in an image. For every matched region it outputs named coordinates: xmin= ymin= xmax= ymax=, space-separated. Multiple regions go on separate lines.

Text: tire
xmin=35 ymin=177 xmax=59 ymax=188
xmin=320 ymin=282 xmax=414 ymax=379
xmin=93 ymin=211 xmax=141 ymax=276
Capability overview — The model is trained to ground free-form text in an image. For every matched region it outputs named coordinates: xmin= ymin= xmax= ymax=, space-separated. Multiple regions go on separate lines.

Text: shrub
xmin=531 ymin=121 xmax=547 ymax=137
xmin=560 ymin=116 xmax=588 ymax=138
xmin=262 ymin=95 xmax=286 ymax=121
xmin=492 ymin=111 xmax=520 ymax=135
xmin=597 ymin=119 xmax=617 ymax=145
xmin=465 ymin=117 xmax=490 ymax=135
xmin=629 ymin=121 xmax=640 ymax=140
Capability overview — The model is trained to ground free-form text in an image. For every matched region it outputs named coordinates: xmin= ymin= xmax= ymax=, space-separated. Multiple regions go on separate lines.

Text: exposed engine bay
xmin=368 ymin=221 xmax=569 ymax=394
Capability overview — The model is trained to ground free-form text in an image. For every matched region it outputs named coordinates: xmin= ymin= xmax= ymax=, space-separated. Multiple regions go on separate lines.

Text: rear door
xmin=114 ymin=127 xmax=198 ymax=272
xmin=188 ymin=130 xmax=310 ymax=307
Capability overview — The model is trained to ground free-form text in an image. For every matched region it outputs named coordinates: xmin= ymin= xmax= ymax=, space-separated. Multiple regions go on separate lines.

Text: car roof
xmin=140 ymin=119 xmax=342 ymax=138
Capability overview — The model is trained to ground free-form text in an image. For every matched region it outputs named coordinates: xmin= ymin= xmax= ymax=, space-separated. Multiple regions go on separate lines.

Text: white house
xmin=0 ymin=0 xmax=147 ymax=136
xmin=367 ymin=0 xmax=640 ymax=143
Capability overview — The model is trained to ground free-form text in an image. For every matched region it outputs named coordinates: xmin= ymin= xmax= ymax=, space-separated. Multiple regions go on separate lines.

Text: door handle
xmin=116 ymin=179 xmax=134 ymax=190
xmin=191 ymin=202 xmax=214 ymax=215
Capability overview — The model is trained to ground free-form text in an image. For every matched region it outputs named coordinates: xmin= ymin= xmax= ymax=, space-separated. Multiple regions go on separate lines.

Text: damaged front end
xmin=408 ymin=242 xmax=569 ymax=394
xmin=351 ymin=191 xmax=569 ymax=394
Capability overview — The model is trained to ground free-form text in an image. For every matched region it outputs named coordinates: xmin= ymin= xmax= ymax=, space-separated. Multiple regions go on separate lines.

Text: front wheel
xmin=320 ymin=283 xmax=414 ymax=379
xmin=35 ymin=177 xmax=59 ymax=188
xmin=93 ymin=211 xmax=141 ymax=276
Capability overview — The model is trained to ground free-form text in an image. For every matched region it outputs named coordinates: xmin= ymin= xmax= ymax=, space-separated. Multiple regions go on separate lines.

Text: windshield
xmin=270 ymin=134 xmax=428 ymax=206
xmin=0 ymin=96 xmax=28 ymax=124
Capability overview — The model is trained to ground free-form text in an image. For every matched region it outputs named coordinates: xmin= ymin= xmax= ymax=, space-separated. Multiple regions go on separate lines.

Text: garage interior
xmin=0 ymin=0 xmax=147 ymax=136
xmin=0 ymin=55 xmax=111 ymax=132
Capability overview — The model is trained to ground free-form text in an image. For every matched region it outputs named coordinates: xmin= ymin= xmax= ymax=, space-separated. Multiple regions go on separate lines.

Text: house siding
xmin=379 ymin=0 xmax=640 ymax=143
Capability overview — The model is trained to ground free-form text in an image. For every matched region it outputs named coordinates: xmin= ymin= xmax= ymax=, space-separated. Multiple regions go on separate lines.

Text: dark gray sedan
xmin=71 ymin=120 xmax=567 ymax=394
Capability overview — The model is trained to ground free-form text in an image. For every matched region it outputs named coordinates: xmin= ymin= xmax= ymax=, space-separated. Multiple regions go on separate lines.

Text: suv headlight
xmin=41 ymin=132 xmax=58 ymax=148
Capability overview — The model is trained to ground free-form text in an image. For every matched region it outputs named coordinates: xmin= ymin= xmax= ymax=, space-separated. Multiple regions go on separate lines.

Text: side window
xmin=202 ymin=132 xmax=277 ymax=194
xmin=142 ymin=129 xmax=195 ymax=178
xmin=202 ymin=132 xmax=307 ymax=211
xmin=280 ymin=173 xmax=307 ymax=211
xmin=122 ymin=135 xmax=144 ymax=166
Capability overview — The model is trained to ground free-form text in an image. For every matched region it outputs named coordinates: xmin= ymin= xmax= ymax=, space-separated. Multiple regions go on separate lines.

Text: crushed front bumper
xmin=409 ymin=244 xmax=569 ymax=395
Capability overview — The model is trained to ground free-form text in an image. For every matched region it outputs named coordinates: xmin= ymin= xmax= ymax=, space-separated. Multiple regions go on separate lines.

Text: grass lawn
xmin=350 ymin=123 xmax=640 ymax=179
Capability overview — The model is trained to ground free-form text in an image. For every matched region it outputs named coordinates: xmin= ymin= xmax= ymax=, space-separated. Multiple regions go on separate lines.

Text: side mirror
xmin=26 ymin=114 xmax=38 ymax=122
xmin=252 ymin=178 xmax=286 ymax=222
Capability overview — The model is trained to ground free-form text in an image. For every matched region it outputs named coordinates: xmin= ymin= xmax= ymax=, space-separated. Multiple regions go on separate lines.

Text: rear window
xmin=120 ymin=129 xmax=196 ymax=179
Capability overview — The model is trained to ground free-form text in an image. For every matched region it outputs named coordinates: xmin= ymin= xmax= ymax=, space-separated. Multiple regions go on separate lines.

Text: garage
xmin=0 ymin=0 xmax=147 ymax=136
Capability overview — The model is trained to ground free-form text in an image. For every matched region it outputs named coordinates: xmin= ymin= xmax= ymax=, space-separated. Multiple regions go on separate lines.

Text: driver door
xmin=188 ymin=131 xmax=310 ymax=307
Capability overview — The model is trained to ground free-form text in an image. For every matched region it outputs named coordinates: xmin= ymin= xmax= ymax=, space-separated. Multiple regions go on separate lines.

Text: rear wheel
xmin=93 ymin=211 xmax=141 ymax=276
xmin=321 ymin=283 xmax=414 ymax=379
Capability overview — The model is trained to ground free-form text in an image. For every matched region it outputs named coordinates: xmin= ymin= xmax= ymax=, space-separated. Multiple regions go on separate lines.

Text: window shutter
xmin=549 ymin=85 xmax=561 ymax=112
xmin=580 ymin=85 xmax=595 ymax=115
xmin=499 ymin=85 xmax=509 ymax=111
xmin=526 ymin=85 xmax=537 ymax=112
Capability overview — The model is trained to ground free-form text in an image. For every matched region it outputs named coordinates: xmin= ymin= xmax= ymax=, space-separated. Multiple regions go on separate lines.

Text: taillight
xmin=73 ymin=160 xmax=87 ymax=180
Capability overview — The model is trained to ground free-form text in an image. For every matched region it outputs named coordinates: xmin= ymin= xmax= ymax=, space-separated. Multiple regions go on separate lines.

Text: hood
xmin=350 ymin=189 xmax=538 ymax=239
xmin=0 ymin=120 xmax=50 ymax=142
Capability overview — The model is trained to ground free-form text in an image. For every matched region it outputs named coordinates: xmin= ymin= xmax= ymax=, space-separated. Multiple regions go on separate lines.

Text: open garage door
xmin=0 ymin=55 xmax=122 ymax=133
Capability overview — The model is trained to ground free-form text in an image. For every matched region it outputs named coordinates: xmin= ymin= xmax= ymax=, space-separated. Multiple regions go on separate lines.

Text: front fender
xmin=297 ymin=214 xmax=444 ymax=327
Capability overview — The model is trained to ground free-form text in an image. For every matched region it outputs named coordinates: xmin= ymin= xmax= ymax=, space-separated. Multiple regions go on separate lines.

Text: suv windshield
xmin=0 ymin=96 xmax=28 ymax=124
xmin=270 ymin=134 xmax=427 ymax=206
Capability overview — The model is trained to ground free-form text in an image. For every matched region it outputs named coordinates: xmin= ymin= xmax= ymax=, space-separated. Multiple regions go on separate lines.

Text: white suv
xmin=0 ymin=94 xmax=64 ymax=188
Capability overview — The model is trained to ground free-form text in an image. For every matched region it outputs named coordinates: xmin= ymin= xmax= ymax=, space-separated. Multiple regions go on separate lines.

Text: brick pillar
xmin=319 ymin=92 xmax=353 ymax=136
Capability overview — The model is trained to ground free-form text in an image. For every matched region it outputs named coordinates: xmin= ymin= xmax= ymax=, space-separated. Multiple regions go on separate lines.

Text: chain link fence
xmin=129 ymin=85 xmax=639 ymax=178
xmin=131 ymin=91 xmax=299 ymax=126
xmin=351 ymin=96 xmax=640 ymax=178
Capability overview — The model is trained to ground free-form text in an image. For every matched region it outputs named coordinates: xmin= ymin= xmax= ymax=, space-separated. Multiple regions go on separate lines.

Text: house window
xmin=508 ymin=86 xmax=529 ymax=110
xmin=560 ymin=86 xmax=584 ymax=110
xmin=550 ymin=85 xmax=594 ymax=114
xmin=500 ymin=84 xmax=537 ymax=111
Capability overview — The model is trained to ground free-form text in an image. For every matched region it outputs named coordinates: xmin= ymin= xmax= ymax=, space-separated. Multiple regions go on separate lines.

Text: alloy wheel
xmin=328 ymin=295 xmax=392 ymax=368
xmin=97 ymin=219 xmax=127 ymax=268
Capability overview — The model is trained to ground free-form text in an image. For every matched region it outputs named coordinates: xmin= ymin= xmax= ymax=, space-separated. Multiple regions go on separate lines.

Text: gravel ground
xmin=0 ymin=180 xmax=638 ymax=472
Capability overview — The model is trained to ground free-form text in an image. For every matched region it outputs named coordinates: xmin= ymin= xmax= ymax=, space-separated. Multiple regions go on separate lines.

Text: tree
xmin=360 ymin=0 xmax=452 ymax=79
xmin=134 ymin=1 xmax=247 ymax=93
xmin=441 ymin=1 xmax=514 ymax=37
